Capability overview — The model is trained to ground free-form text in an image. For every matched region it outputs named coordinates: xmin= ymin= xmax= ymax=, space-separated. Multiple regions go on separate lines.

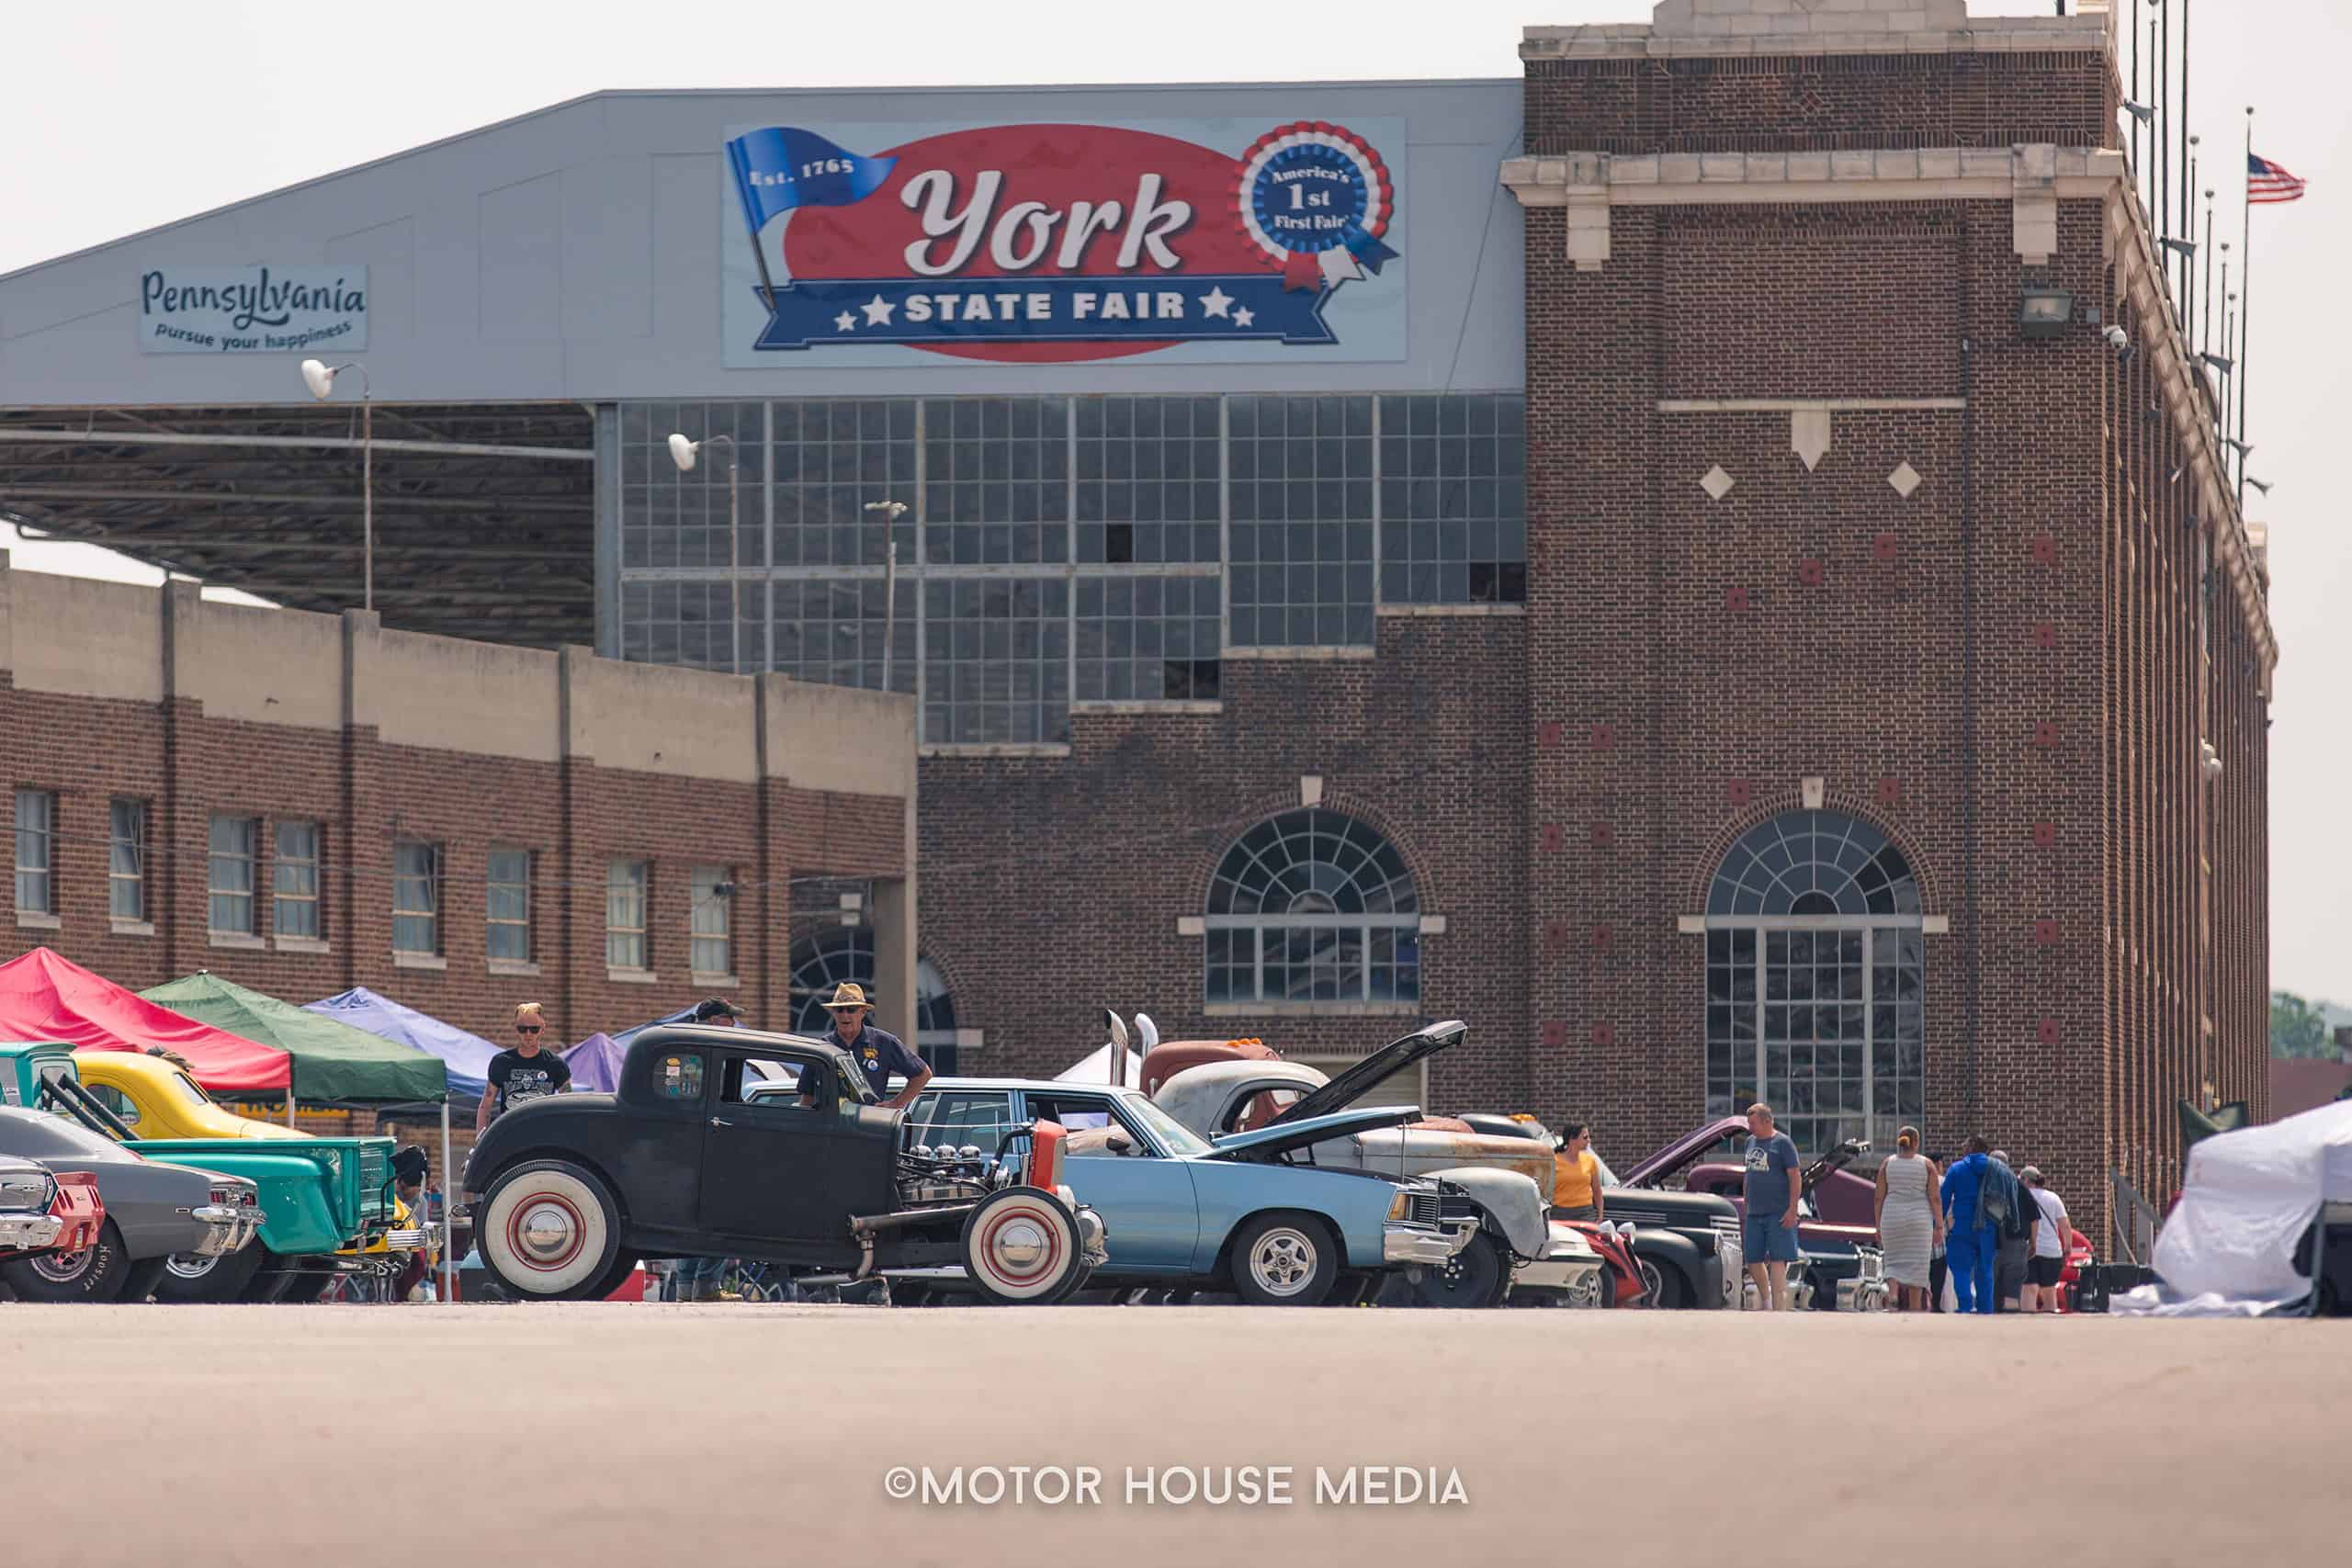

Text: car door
xmin=1020 ymin=1089 xmax=1198 ymax=1275
xmin=698 ymin=1051 xmax=842 ymax=1245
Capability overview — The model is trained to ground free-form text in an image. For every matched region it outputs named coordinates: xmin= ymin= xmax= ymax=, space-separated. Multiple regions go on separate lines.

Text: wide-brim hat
xmin=821 ymin=983 xmax=872 ymax=1011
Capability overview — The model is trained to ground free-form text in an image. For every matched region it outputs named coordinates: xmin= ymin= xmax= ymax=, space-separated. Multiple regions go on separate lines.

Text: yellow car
xmin=75 ymin=1052 xmax=304 ymax=1140
xmin=73 ymin=1051 xmax=423 ymax=1292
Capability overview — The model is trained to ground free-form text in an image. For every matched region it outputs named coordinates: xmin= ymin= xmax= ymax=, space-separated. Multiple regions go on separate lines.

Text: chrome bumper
xmin=0 ymin=1211 xmax=63 ymax=1251
xmin=1074 ymin=1206 xmax=1109 ymax=1271
xmin=1383 ymin=1219 xmax=1476 ymax=1266
xmin=188 ymin=1205 xmax=265 ymax=1258
xmin=380 ymin=1228 xmax=430 ymax=1252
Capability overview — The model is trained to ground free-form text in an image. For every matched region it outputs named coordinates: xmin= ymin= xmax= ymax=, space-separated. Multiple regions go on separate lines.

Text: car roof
xmin=746 ymin=1073 xmax=1146 ymax=1096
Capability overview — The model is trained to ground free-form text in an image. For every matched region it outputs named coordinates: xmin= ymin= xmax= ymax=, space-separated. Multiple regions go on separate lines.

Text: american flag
xmin=2248 ymin=152 xmax=2308 ymax=205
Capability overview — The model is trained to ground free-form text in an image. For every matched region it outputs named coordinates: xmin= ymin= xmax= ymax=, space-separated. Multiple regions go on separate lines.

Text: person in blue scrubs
xmin=1940 ymin=1135 xmax=1998 ymax=1314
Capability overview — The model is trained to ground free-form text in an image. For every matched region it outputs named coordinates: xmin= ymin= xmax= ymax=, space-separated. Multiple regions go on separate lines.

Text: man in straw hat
xmin=807 ymin=983 xmax=930 ymax=1111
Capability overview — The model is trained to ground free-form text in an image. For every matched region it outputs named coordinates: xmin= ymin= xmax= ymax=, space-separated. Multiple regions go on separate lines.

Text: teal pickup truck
xmin=0 ymin=1041 xmax=413 ymax=1302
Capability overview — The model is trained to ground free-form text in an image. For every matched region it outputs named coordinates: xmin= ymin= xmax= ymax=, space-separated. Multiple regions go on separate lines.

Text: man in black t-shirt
xmin=477 ymin=1001 xmax=572 ymax=1133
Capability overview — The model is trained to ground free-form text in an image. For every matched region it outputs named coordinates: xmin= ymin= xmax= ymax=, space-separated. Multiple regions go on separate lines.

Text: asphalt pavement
xmin=3 ymin=1303 xmax=2341 ymax=1568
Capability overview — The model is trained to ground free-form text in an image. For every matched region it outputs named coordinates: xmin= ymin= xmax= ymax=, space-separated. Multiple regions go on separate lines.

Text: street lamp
xmin=864 ymin=500 xmax=908 ymax=694
xmin=667 ymin=431 xmax=742 ymax=676
xmin=298 ymin=358 xmax=371 ymax=611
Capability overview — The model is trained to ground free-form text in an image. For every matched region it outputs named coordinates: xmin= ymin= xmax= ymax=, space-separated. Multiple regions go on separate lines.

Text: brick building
xmin=0 ymin=561 xmax=918 ymax=1071
xmin=0 ymin=0 xmax=2272 ymax=1240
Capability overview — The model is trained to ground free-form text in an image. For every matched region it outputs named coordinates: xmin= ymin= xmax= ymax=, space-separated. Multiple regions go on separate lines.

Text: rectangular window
xmin=1075 ymin=395 xmax=1221 ymax=565
xmin=15 ymin=789 xmax=57 ymax=917
xmin=1077 ymin=573 xmax=1222 ymax=704
xmin=920 ymin=576 xmax=1069 ymax=745
xmin=690 ymin=865 xmax=732 ymax=976
xmin=486 ymin=848 xmax=533 ymax=963
xmin=1378 ymin=392 xmax=1528 ymax=605
xmin=273 ymin=821 xmax=322 ymax=939
xmin=392 ymin=840 xmax=441 ymax=954
xmin=921 ymin=396 xmax=1069 ymax=568
xmin=607 ymin=858 xmax=649 ymax=971
xmin=108 ymin=799 xmax=146 ymax=920
xmin=1227 ymin=394 xmax=1376 ymax=648
xmin=207 ymin=814 xmax=257 ymax=934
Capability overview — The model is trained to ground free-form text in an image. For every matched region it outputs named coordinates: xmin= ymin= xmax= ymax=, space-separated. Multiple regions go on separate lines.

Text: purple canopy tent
xmin=307 ymin=987 xmax=499 ymax=1100
xmin=560 ymin=1032 xmax=627 ymax=1093
xmin=566 ymin=1005 xmax=699 ymax=1090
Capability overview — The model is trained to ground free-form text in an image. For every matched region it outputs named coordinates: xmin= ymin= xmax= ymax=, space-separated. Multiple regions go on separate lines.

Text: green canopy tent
xmin=141 ymin=972 xmax=449 ymax=1106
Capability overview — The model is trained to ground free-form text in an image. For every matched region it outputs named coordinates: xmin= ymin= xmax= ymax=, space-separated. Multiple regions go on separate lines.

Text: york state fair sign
xmin=718 ymin=118 xmax=1406 ymax=367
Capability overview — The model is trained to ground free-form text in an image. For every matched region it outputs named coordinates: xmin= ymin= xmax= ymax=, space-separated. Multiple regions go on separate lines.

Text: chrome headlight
xmin=0 ymin=1172 xmax=52 ymax=1212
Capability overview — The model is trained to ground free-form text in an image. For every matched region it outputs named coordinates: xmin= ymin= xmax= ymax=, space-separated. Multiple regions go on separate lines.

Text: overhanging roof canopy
xmin=0 ymin=400 xmax=594 ymax=648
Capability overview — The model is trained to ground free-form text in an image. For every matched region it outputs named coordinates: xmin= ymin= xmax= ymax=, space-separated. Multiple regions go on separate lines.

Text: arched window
xmin=1205 ymin=808 xmax=1419 ymax=1004
xmin=1702 ymin=810 xmax=1925 ymax=1156
xmin=788 ymin=928 xmax=961 ymax=1071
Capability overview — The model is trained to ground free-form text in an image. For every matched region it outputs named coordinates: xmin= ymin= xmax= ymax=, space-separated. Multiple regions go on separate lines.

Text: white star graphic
xmin=861 ymin=294 xmax=895 ymax=326
xmin=834 ymin=310 xmax=856 ymax=333
xmin=1233 ymin=306 xmax=1256 ymax=329
xmin=1199 ymin=286 xmax=1234 ymax=319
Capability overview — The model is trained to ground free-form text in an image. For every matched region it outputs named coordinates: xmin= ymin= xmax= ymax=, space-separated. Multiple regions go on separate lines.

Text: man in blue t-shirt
xmin=810 ymin=983 xmax=932 ymax=1110
xmin=1740 ymin=1102 xmax=1803 ymax=1311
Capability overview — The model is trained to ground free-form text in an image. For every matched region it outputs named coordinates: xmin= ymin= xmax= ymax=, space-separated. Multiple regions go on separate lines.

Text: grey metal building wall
xmin=0 ymin=81 xmax=1523 ymax=407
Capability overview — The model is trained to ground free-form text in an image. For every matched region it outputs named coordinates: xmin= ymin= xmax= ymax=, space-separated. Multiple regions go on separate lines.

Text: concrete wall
xmin=0 ymin=81 xmax=1522 ymax=406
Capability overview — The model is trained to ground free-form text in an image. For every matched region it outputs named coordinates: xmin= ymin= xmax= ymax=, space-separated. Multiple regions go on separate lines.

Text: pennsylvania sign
xmin=138 ymin=265 xmax=368 ymax=355
xmin=718 ymin=118 xmax=1406 ymax=367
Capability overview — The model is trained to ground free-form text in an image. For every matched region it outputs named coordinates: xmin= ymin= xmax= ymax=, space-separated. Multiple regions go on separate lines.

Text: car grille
xmin=1712 ymin=1214 xmax=1742 ymax=1248
xmin=358 ymin=1141 xmax=391 ymax=1217
xmin=1401 ymin=1192 xmax=1442 ymax=1227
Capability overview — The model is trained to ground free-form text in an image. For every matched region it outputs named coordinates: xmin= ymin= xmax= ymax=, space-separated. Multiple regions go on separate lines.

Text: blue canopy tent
xmin=307 ymin=987 xmax=500 ymax=1100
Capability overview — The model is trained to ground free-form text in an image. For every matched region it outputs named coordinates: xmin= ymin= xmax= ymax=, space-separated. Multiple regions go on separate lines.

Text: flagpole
xmin=2237 ymin=107 xmax=2254 ymax=509
xmin=2159 ymin=0 xmax=2170 ymax=261
xmin=2131 ymin=0 xmax=2143 ymax=206
xmin=2200 ymin=188 xmax=2213 ymax=357
xmin=2181 ymin=0 xmax=2193 ymax=311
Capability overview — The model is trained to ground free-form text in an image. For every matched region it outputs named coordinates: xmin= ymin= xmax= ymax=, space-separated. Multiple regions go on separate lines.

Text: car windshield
xmin=1114 ymin=1092 xmax=1212 ymax=1158
xmin=165 ymin=1071 xmax=217 ymax=1111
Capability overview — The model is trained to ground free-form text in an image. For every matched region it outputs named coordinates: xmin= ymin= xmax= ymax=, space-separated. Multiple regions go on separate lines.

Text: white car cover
xmin=2114 ymin=1099 xmax=2352 ymax=1316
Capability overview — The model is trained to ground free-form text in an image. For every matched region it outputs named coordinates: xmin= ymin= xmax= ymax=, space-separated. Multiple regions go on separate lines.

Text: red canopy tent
xmin=0 ymin=947 xmax=290 ymax=1092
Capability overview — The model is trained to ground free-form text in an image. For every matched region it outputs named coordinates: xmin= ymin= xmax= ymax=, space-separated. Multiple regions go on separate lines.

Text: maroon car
xmin=1619 ymin=1118 xmax=1883 ymax=1309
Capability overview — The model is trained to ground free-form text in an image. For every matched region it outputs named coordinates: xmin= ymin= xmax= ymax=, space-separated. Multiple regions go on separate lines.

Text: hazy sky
xmin=4 ymin=1 xmax=2343 ymax=997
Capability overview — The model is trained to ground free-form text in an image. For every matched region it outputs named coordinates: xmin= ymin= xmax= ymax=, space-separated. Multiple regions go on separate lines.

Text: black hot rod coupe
xmin=462 ymin=1023 xmax=1107 ymax=1303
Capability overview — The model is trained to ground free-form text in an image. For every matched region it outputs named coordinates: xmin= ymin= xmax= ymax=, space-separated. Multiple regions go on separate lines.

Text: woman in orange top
xmin=1553 ymin=1122 xmax=1603 ymax=1222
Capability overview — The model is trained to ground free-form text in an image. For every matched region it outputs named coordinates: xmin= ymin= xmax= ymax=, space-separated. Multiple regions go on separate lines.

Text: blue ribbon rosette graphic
xmin=1235 ymin=122 xmax=1399 ymax=293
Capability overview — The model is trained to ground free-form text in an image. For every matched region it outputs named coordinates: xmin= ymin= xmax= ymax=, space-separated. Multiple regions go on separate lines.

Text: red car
xmin=0 ymin=1159 xmax=104 ymax=1265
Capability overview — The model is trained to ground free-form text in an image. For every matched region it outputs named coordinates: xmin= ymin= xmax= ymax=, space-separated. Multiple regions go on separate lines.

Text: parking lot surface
xmin=4 ymin=1304 xmax=2341 ymax=1567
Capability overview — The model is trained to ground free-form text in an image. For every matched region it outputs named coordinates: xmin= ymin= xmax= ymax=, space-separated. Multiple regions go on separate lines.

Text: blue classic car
xmin=753 ymin=1018 xmax=1577 ymax=1307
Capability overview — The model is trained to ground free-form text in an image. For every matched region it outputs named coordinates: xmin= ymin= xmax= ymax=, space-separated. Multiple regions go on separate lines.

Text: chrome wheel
xmin=164 ymin=1252 xmax=220 ymax=1280
xmin=960 ymin=1187 xmax=1080 ymax=1303
xmin=1246 ymin=1226 xmax=1318 ymax=1298
xmin=28 ymin=1247 xmax=94 ymax=1284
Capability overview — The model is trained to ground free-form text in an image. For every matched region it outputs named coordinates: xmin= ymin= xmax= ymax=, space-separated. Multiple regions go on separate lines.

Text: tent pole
xmin=287 ymin=1091 xmax=297 ymax=1129
xmin=439 ymin=1099 xmax=455 ymax=1305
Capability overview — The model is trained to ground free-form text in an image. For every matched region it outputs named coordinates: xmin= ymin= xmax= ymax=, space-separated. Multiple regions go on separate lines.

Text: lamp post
xmin=299 ymin=357 xmax=371 ymax=611
xmin=667 ymin=431 xmax=742 ymax=676
xmin=864 ymin=500 xmax=908 ymax=694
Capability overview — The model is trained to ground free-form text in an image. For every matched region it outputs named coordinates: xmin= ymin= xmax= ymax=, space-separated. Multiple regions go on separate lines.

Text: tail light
xmin=209 ymin=1186 xmax=236 ymax=1208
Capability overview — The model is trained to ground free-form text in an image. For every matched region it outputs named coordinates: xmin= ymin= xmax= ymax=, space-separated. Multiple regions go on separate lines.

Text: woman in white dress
xmin=1873 ymin=1125 xmax=1942 ymax=1311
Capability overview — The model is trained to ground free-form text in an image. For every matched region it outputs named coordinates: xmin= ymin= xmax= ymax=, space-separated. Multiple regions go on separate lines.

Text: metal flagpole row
xmin=2237 ymin=107 xmax=2254 ymax=509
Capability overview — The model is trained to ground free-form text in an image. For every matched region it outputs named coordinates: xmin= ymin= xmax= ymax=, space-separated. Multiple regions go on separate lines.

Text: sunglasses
xmin=517 ymin=1024 xmax=543 ymax=1034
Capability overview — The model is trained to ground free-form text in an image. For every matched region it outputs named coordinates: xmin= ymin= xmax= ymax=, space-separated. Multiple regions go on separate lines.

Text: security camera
xmin=2102 ymin=324 xmax=2132 ymax=357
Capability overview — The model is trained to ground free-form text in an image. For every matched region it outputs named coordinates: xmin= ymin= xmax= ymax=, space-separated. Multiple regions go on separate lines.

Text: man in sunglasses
xmin=478 ymin=1000 xmax=572 ymax=1134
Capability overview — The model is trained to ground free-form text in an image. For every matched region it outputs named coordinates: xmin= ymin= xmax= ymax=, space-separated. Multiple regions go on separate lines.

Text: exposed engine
xmin=896 ymin=1144 xmax=1007 ymax=1206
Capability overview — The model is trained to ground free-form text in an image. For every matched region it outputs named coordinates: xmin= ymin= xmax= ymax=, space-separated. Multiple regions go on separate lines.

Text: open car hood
xmin=1204 ymin=1104 xmax=1419 ymax=1161
xmin=1267 ymin=1021 xmax=1468 ymax=1127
